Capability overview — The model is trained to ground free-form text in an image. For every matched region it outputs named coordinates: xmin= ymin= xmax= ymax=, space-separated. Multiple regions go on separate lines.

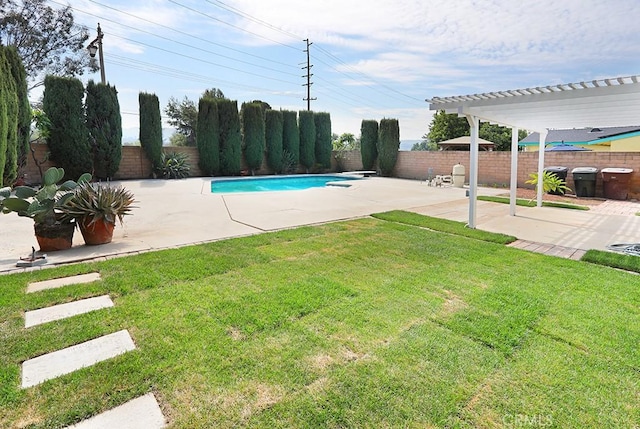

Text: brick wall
xmin=392 ymin=150 xmax=640 ymax=199
xmin=21 ymin=144 xmax=640 ymax=199
xmin=23 ymin=144 xmax=202 ymax=182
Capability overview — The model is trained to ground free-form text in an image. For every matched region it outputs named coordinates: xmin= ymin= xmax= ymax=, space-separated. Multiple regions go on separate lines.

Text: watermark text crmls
xmin=502 ymin=413 xmax=553 ymax=427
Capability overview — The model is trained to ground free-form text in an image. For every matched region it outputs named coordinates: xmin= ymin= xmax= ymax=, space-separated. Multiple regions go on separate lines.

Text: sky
xmin=40 ymin=0 xmax=640 ymax=143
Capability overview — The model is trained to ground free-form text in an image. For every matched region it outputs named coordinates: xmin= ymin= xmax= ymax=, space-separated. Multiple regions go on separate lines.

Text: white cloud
xmin=226 ymin=0 xmax=640 ymax=79
xmin=55 ymin=0 xmax=639 ymax=140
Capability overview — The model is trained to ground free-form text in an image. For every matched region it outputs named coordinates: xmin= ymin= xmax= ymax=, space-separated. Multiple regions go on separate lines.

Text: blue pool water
xmin=211 ymin=174 xmax=360 ymax=193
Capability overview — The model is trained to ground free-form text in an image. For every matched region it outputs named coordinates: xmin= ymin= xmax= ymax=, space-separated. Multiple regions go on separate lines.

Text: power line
xmin=54 ymin=0 xmax=425 ymax=119
xmin=50 ymin=0 xmax=299 ymax=77
xmin=167 ymin=0 xmax=300 ymax=50
xmin=204 ymin=0 xmax=301 ymax=41
xmin=193 ymin=0 xmax=423 ymax=105
xmin=106 ymin=53 xmax=302 ymax=98
xmin=313 ymin=75 xmax=380 ymax=107
xmin=314 ymin=44 xmax=424 ymax=104
xmin=108 ymin=32 xmax=299 ymax=86
xmin=82 ymin=0 xmax=297 ymax=70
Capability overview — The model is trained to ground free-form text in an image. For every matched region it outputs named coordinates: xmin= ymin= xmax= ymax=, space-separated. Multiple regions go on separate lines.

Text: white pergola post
xmin=509 ymin=127 xmax=519 ymax=216
xmin=466 ymin=114 xmax=480 ymax=228
xmin=536 ymin=131 xmax=548 ymax=207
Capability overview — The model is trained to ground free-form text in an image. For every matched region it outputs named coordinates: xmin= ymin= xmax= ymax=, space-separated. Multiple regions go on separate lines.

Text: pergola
xmin=427 ymin=75 xmax=640 ymax=228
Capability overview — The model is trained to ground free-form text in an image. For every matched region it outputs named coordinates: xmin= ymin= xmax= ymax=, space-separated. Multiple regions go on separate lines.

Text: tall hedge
xmin=265 ymin=109 xmax=283 ymax=173
xmin=1 ymin=47 xmax=20 ymax=187
xmin=314 ymin=112 xmax=332 ymax=169
xmin=2 ymin=69 xmax=17 ymax=186
xmin=86 ymin=81 xmax=122 ymax=180
xmin=139 ymin=92 xmax=163 ymax=175
xmin=0 ymin=48 xmax=10 ymax=184
xmin=360 ymin=119 xmax=379 ymax=170
xmin=196 ymin=97 xmax=219 ymax=176
xmin=282 ymin=110 xmax=299 ymax=167
xmin=43 ymin=75 xmax=92 ymax=180
xmin=241 ymin=102 xmax=265 ymax=175
xmin=4 ymin=47 xmax=29 ymax=182
xmin=218 ymin=99 xmax=242 ymax=175
xmin=298 ymin=110 xmax=315 ymax=172
xmin=377 ymin=118 xmax=400 ymax=177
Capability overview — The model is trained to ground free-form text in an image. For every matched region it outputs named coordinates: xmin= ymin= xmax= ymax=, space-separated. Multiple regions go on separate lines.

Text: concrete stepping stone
xmin=25 ymin=295 xmax=114 ymax=328
xmin=22 ymin=329 xmax=135 ymax=388
xmin=65 ymin=393 xmax=165 ymax=429
xmin=27 ymin=273 xmax=101 ymax=293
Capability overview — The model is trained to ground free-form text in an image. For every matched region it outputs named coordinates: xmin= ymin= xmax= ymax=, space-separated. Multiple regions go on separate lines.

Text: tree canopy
xmin=426 ymin=110 xmax=469 ymax=144
xmin=411 ymin=140 xmax=437 ymax=151
xmin=332 ymin=133 xmax=359 ymax=151
xmin=0 ymin=0 xmax=97 ymax=89
xmin=164 ymin=88 xmax=225 ymax=146
xmin=426 ymin=110 xmax=527 ymax=151
xmin=164 ymin=96 xmax=198 ymax=146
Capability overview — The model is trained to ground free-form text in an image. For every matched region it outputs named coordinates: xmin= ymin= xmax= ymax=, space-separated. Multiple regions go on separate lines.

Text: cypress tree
xmin=314 ymin=112 xmax=332 ymax=169
xmin=86 ymin=80 xmax=122 ymax=180
xmin=43 ymin=75 xmax=92 ymax=180
xmin=4 ymin=47 xmax=30 ymax=178
xmin=360 ymin=119 xmax=379 ymax=170
xmin=0 ymin=48 xmax=9 ymax=184
xmin=241 ymin=102 xmax=265 ymax=175
xmin=0 ymin=47 xmax=19 ymax=186
xmin=196 ymin=97 xmax=219 ymax=176
xmin=298 ymin=110 xmax=315 ymax=172
xmin=218 ymin=99 xmax=242 ymax=175
xmin=139 ymin=92 xmax=163 ymax=175
xmin=282 ymin=110 xmax=299 ymax=167
xmin=377 ymin=118 xmax=400 ymax=177
xmin=265 ymin=109 xmax=283 ymax=173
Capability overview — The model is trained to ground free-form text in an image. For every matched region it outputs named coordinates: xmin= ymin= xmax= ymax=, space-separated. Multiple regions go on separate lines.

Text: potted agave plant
xmin=0 ymin=167 xmax=91 ymax=251
xmin=61 ymin=181 xmax=135 ymax=245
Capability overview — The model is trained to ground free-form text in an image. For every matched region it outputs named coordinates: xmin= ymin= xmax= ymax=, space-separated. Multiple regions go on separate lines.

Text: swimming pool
xmin=211 ymin=174 xmax=361 ymax=193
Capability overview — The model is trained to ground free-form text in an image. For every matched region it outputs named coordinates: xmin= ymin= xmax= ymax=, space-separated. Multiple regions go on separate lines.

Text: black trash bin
xmin=571 ymin=167 xmax=598 ymax=197
xmin=544 ymin=166 xmax=569 ymax=195
xmin=601 ymin=168 xmax=633 ymax=200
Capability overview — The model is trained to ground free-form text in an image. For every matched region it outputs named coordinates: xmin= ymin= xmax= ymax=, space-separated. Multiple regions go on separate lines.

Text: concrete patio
xmin=2 ymin=176 xmax=640 ymax=274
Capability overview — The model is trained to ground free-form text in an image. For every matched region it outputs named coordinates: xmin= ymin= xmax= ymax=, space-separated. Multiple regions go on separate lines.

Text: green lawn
xmin=1 ymin=215 xmax=638 ymax=428
xmin=477 ymin=195 xmax=590 ymax=210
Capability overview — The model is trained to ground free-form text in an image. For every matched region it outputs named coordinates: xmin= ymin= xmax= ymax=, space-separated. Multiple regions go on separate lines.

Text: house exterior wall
xmin=522 ymin=134 xmax=640 ymax=152
xmin=611 ymin=135 xmax=640 ymax=151
xmin=20 ymin=145 xmax=640 ymax=200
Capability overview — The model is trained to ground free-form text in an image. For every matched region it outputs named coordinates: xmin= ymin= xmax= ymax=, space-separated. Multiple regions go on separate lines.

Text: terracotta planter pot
xmin=79 ymin=217 xmax=115 ymax=245
xmin=34 ymin=221 xmax=75 ymax=252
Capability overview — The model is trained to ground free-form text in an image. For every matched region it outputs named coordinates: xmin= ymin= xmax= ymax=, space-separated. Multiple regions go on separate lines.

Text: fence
xmin=22 ymin=144 xmax=640 ymax=199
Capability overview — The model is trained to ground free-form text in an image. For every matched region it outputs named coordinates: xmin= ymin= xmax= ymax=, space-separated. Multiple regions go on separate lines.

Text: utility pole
xmin=87 ymin=23 xmax=106 ymax=84
xmin=302 ymin=39 xmax=316 ymax=110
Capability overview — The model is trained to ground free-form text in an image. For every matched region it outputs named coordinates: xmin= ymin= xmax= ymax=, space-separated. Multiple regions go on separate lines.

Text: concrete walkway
xmin=2 ymin=176 xmax=640 ymax=274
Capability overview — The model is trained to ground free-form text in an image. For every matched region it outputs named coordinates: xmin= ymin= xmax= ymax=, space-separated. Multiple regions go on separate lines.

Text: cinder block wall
xmin=23 ymin=145 xmax=202 ymax=182
xmin=21 ymin=145 xmax=640 ymax=199
xmin=392 ymin=150 xmax=640 ymax=199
